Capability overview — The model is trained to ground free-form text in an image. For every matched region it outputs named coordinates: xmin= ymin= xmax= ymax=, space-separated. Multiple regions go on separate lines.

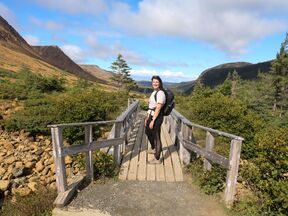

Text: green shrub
xmin=176 ymin=89 xmax=264 ymax=159
xmin=0 ymin=68 xmax=65 ymax=100
xmin=240 ymin=127 xmax=288 ymax=215
xmin=73 ymin=151 xmax=116 ymax=179
xmin=5 ymin=88 xmax=127 ymax=143
xmin=186 ymin=158 xmax=226 ymax=195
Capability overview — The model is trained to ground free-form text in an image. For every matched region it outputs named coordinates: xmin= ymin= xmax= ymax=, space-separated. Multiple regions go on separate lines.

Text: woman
xmin=145 ymin=75 xmax=166 ymax=164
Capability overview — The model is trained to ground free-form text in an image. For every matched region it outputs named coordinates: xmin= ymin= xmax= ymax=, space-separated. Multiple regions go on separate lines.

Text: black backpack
xmin=154 ymin=89 xmax=175 ymax=116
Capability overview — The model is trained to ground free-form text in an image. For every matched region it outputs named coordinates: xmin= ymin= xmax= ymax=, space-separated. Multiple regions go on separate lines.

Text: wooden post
xmin=179 ymin=122 xmax=191 ymax=165
xmin=224 ymin=139 xmax=242 ymax=207
xmin=85 ymin=125 xmax=94 ymax=181
xmin=204 ymin=131 xmax=215 ymax=171
xmin=113 ymin=121 xmax=122 ymax=165
xmin=51 ymin=127 xmax=67 ymax=193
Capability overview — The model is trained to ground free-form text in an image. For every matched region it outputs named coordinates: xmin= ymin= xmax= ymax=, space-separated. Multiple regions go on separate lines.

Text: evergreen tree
xmin=227 ymin=70 xmax=241 ymax=98
xmin=110 ymin=54 xmax=138 ymax=92
xmin=270 ymin=33 xmax=288 ymax=116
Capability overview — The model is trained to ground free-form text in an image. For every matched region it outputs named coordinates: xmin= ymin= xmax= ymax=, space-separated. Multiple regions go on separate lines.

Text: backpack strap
xmin=154 ymin=90 xmax=159 ymax=103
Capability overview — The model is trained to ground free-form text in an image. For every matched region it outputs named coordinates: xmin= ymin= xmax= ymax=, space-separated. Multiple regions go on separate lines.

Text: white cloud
xmin=0 ymin=2 xmax=17 ymax=26
xmin=29 ymin=17 xmax=63 ymax=30
xmin=24 ymin=35 xmax=40 ymax=45
xmin=33 ymin=0 xmax=107 ymax=14
xmin=131 ymin=68 xmax=196 ymax=82
xmin=85 ymin=35 xmax=188 ymax=68
xmin=61 ymin=44 xmax=86 ymax=63
xmin=109 ymin=0 xmax=288 ymax=54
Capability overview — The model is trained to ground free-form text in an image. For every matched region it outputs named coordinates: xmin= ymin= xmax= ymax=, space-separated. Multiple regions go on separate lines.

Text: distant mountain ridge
xmin=33 ymin=45 xmax=97 ymax=81
xmin=172 ymin=61 xmax=273 ymax=94
xmin=0 ymin=15 xmax=110 ymax=82
xmin=0 ymin=16 xmax=44 ymax=60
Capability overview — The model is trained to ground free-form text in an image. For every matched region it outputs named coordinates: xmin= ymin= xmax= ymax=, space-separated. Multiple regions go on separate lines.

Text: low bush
xmin=0 ymin=68 xmax=65 ymax=100
xmin=5 ymin=88 xmax=127 ymax=143
xmin=240 ymin=127 xmax=288 ymax=216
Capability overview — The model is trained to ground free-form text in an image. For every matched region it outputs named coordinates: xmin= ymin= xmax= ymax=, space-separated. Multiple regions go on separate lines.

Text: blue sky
xmin=0 ymin=0 xmax=288 ymax=82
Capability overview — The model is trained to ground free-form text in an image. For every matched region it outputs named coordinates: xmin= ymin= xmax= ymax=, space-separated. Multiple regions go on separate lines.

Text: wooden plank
xmin=162 ymin=125 xmax=183 ymax=182
xmin=119 ymin=120 xmax=141 ymax=180
xmin=224 ymin=139 xmax=242 ymax=207
xmin=183 ymin=139 xmax=229 ymax=169
xmin=51 ymin=127 xmax=67 ymax=192
xmin=53 ymin=175 xmax=84 ymax=208
xmin=204 ymin=131 xmax=215 ymax=171
xmin=85 ymin=125 xmax=94 ymax=180
xmin=161 ymin=128 xmax=175 ymax=182
xmin=137 ymin=132 xmax=147 ymax=181
xmin=146 ymin=151 xmax=156 ymax=181
xmin=155 ymin=159 xmax=165 ymax=181
xmin=127 ymin=119 xmax=144 ymax=180
xmin=61 ymin=138 xmax=124 ymax=156
xmin=113 ymin=122 xmax=122 ymax=166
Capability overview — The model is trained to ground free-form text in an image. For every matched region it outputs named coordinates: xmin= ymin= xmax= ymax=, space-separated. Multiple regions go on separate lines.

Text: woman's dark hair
xmin=151 ymin=75 xmax=164 ymax=90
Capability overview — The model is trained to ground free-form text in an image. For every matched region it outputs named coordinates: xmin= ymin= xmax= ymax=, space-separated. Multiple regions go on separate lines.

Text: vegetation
xmin=178 ymin=34 xmax=288 ymax=216
xmin=0 ymin=186 xmax=56 ymax=216
xmin=0 ymin=67 xmax=129 ymax=215
xmin=110 ymin=54 xmax=138 ymax=92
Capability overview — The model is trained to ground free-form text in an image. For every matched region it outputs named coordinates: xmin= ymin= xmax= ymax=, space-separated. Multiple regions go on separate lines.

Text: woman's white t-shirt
xmin=147 ymin=90 xmax=166 ymax=116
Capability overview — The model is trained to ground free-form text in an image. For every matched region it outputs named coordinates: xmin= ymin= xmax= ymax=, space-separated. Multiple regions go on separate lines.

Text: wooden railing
xmin=48 ymin=100 xmax=139 ymax=207
xmin=164 ymin=109 xmax=244 ymax=207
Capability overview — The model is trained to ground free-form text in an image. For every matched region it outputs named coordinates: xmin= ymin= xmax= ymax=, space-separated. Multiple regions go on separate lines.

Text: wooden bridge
xmin=48 ymin=100 xmax=244 ymax=209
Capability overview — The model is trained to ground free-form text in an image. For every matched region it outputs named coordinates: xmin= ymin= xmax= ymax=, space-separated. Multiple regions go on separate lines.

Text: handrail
xmin=171 ymin=110 xmax=244 ymax=141
xmin=47 ymin=120 xmax=120 ymax=128
xmin=165 ymin=109 xmax=244 ymax=207
xmin=49 ymin=100 xmax=139 ymax=207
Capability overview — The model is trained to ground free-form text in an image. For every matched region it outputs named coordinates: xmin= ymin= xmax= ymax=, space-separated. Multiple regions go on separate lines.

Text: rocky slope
xmin=33 ymin=46 xmax=98 ymax=81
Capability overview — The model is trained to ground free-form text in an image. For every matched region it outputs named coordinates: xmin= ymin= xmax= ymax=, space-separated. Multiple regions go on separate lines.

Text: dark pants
xmin=145 ymin=113 xmax=163 ymax=160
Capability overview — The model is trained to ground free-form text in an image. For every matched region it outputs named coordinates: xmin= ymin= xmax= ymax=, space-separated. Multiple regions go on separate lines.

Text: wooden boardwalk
xmin=119 ymin=115 xmax=183 ymax=182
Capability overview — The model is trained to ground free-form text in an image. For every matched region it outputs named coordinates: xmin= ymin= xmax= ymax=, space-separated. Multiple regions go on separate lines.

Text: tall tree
xmin=227 ymin=70 xmax=241 ymax=98
xmin=110 ymin=54 xmax=137 ymax=92
xmin=270 ymin=33 xmax=288 ymax=115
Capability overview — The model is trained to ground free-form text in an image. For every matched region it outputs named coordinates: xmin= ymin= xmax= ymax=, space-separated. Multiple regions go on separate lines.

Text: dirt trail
xmin=53 ymin=178 xmax=228 ymax=216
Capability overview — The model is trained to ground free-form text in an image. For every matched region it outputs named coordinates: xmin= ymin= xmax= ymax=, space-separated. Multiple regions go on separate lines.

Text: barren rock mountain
xmin=33 ymin=45 xmax=98 ymax=81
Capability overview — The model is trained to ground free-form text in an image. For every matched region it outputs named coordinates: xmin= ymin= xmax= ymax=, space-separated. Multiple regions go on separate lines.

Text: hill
xmin=199 ymin=61 xmax=272 ymax=87
xmin=0 ymin=16 xmax=79 ymax=82
xmin=79 ymin=64 xmax=115 ymax=84
xmin=33 ymin=46 xmax=97 ymax=81
xmin=173 ymin=61 xmax=272 ymax=94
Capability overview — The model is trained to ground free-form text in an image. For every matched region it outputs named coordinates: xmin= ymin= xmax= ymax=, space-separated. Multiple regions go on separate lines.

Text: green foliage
xmin=186 ymin=158 xmax=226 ymax=195
xmin=0 ymin=186 xmax=56 ymax=216
xmin=93 ymin=151 xmax=116 ymax=178
xmin=245 ymin=127 xmax=288 ymax=215
xmin=176 ymin=88 xmax=263 ymax=159
xmin=0 ymin=68 xmax=65 ymax=100
xmin=110 ymin=54 xmax=138 ymax=92
xmin=5 ymin=88 xmax=127 ymax=142
xmin=73 ymin=151 xmax=116 ymax=179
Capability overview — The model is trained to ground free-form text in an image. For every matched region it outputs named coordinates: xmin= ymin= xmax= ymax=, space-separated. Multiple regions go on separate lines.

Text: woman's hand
xmin=149 ymin=120 xmax=154 ymax=129
xmin=145 ymin=118 xmax=148 ymax=127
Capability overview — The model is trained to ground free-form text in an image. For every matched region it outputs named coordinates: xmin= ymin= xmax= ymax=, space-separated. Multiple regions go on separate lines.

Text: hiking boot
xmin=147 ymin=148 xmax=156 ymax=154
xmin=148 ymin=158 xmax=162 ymax=164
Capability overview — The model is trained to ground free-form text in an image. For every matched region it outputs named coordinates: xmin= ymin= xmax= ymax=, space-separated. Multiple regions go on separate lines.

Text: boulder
xmin=24 ymin=161 xmax=35 ymax=169
xmin=35 ymin=161 xmax=44 ymax=172
xmin=0 ymin=180 xmax=10 ymax=191
xmin=28 ymin=182 xmax=38 ymax=192
xmin=5 ymin=156 xmax=17 ymax=164
xmin=0 ymin=167 xmax=6 ymax=176
xmin=12 ymin=187 xmax=31 ymax=196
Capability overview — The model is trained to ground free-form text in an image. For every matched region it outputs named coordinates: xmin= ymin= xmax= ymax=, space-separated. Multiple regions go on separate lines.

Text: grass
xmin=0 ymin=186 xmax=57 ymax=216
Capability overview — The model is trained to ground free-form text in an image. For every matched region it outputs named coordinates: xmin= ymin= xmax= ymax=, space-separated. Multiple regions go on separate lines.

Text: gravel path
xmin=55 ymin=178 xmax=228 ymax=216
